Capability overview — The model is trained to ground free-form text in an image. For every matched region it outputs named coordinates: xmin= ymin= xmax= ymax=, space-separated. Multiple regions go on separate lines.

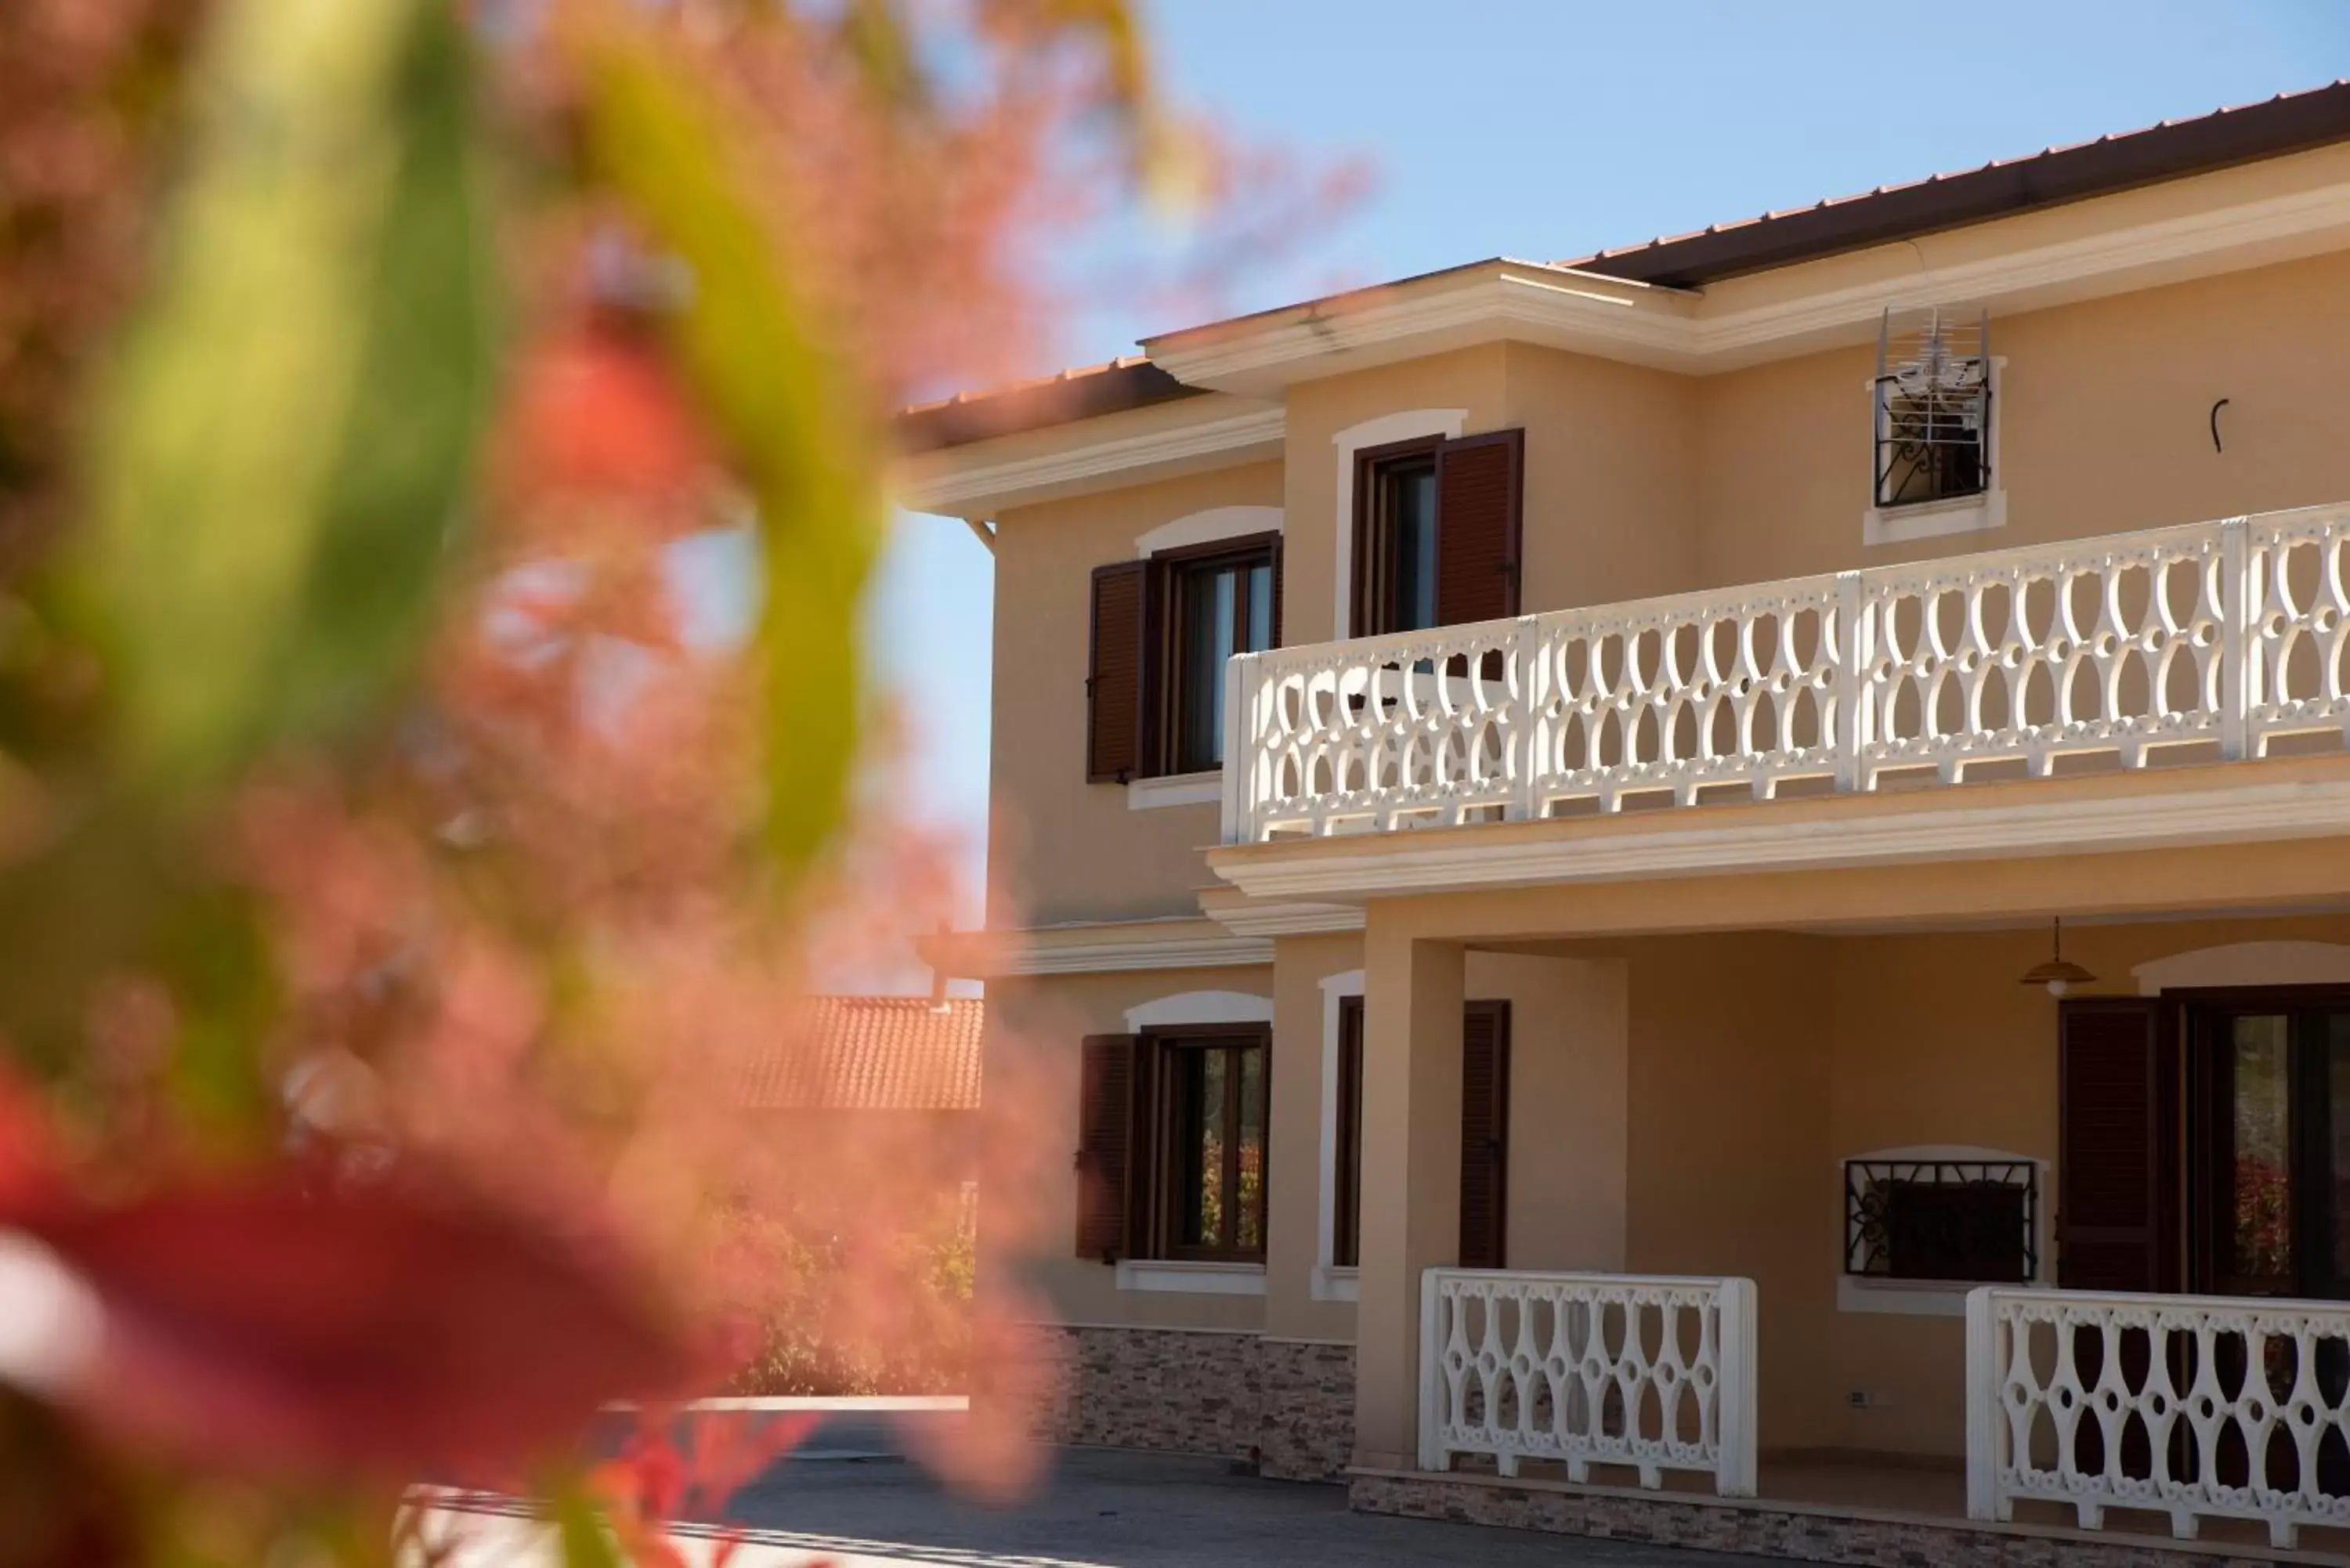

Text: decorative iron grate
xmin=1845 ymin=1159 xmax=2035 ymax=1283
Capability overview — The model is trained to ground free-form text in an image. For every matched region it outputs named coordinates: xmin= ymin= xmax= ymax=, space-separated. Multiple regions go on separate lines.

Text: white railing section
xmin=1966 ymin=1286 xmax=2350 ymax=1548
xmin=1419 ymin=1268 xmax=1758 ymax=1497
xmin=1223 ymin=503 xmax=2350 ymax=842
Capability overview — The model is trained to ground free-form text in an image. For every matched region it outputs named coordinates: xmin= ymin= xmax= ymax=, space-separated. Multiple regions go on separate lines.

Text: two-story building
xmin=905 ymin=84 xmax=2350 ymax=1565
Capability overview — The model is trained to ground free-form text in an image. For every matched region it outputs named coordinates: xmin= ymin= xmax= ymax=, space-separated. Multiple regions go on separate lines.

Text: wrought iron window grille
xmin=1844 ymin=1158 xmax=2036 ymax=1283
xmin=1872 ymin=306 xmax=1990 ymax=511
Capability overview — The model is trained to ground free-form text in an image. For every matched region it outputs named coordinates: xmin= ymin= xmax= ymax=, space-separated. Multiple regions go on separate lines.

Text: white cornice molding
xmin=895 ymin=404 xmax=1283 ymax=515
xmin=1209 ymin=776 xmax=2350 ymax=903
xmin=1004 ymin=931 xmax=1273 ymax=977
xmin=1150 ymin=266 xmax=1694 ymax=389
xmin=1148 ymin=182 xmax=2350 ymax=393
xmin=1204 ymin=899 xmax=1366 ymax=938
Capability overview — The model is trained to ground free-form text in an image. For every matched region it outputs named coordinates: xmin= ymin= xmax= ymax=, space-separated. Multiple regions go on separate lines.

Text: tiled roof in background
xmin=739 ymin=995 xmax=984 ymax=1112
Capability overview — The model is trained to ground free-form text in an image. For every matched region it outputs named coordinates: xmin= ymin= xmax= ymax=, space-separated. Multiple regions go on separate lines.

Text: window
xmin=1084 ymin=533 xmax=1279 ymax=783
xmin=1159 ymin=1028 xmax=1269 ymax=1260
xmin=1871 ymin=307 xmax=1990 ymax=511
xmin=2188 ymin=1003 xmax=2350 ymax=1299
xmin=1167 ymin=546 xmax=1274 ymax=774
xmin=1350 ymin=430 xmax=1523 ymax=638
xmin=1845 ymin=1159 xmax=2037 ymax=1284
xmin=1072 ymin=1024 xmax=1271 ymax=1265
xmin=2055 ymin=993 xmax=2350 ymax=1299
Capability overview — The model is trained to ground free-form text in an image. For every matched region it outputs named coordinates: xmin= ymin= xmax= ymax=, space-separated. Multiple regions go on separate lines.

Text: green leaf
xmin=81 ymin=0 xmax=499 ymax=800
xmin=573 ymin=20 xmax=884 ymax=878
xmin=550 ymin=1487 xmax=624 ymax=1568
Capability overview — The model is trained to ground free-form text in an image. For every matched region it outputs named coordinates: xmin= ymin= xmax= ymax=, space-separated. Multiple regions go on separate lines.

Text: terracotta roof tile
xmin=739 ymin=995 xmax=983 ymax=1112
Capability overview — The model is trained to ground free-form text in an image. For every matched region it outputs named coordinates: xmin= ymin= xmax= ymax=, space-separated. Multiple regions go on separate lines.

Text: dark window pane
xmin=2227 ymin=1016 xmax=2294 ymax=1281
xmin=1170 ymin=550 xmax=1272 ymax=773
xmin=1175 ymin=564 xmax=1232 ymax=771
xmin=1390 ymin=464 xmax=1438 ymax=633
xmin=1335 ymin=1001 xmax=1364 ymax=1269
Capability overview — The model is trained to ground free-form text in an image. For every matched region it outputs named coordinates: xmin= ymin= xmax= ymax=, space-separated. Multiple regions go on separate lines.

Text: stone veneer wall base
xmin=1031 ymin=1326 xmax=1354 ymax=1483
xmin=1350 ymin=1470 xmax=2350 ymax=1568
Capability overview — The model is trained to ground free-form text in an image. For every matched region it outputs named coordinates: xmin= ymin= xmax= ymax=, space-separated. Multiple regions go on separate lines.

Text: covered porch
xmin=1330 ymin=851 xmax=2350 ymax=1563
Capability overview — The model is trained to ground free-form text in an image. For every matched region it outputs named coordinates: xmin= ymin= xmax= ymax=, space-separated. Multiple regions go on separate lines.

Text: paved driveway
xmin=428 ymin=1434 xmax=1781 ymax=1567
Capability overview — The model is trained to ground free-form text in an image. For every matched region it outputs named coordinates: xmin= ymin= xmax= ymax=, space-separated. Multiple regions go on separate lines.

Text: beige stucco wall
xmin=1279 ymin=345 xmax=1511 ymax=645
xmin=988 ymin=460 xmax=1283 ymax=928
xmin=1694 ymin=245 xmax=2350 ymax=588
xmin=975 ymin=237 xmax=2350 ymax=936
xmin=1329 ymin=815 xmax=2350 ymax=1462
xmin=989 ymin=847 xmax=2350 ymax=1463
xmin=1260 ymin=941 xmax=1632 ymax=1346
xmin=1346 ymin=905 xmax=2350 ymax=1464
xmin=1264 ymin=934 xmax=1359 ymax=1345
xmin=1760 ymin=911 xmax=2350 ymax=1458
xmin=1613 ymin=934 xmax=1842 ymax=1453
xmin=1501 ymin=341 xmax=1702 ymax=612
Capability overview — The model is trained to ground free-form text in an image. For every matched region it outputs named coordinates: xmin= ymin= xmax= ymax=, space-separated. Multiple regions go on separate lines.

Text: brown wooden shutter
xmin=1434 ymin=428 xmax=1524 ymax=627
xmin=1459 ymin=999 xmax=1512 ymax=1270
xmin=1076 ymin=1034 xmax=1136 ymax=1260
xmin=1333 ymin=996 xmax=1365 ymax=1268
xmin=1086 ymin=561 xmax=1154 ymax=782
xmin=2057 ymin=998 xmax=2181 ymax=1292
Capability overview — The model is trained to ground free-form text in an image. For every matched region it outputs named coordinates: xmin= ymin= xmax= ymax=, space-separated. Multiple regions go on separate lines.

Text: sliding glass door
xmin=2189 ymin=1004 xmax=2350 ymax=1300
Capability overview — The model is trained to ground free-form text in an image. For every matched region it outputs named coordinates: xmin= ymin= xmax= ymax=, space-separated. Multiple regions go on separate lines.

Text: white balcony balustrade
xmin=1965 ymin=1286 xmax=2350 ymax=1548
xmin=1419 ymin=1268 xmax=1759 ymax=1497
xmin=1221 ymin=504 xmax=2350 ymax=843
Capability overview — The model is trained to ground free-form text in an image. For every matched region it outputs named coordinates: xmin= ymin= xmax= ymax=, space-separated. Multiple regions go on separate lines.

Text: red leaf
xmin=503 ymin=322 xmax=713 ymax=508
xmin=5 ymin=1171 xmax=710 ymax=1483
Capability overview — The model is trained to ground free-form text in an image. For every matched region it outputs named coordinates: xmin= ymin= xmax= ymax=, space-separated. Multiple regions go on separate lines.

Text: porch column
xmin=1351 ymin=928 xmax=1466 ymax=1469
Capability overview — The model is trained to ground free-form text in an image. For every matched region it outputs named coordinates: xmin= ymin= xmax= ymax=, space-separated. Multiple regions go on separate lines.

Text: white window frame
xmin=1836 ymin=1142 xmax=2048 ymax=1317
xmin=1115 ymin=1259 xmax=1267 ymax=1295
xmin=1861 ymin=356 xmax=2006 ymax=547
xmin=1312 ymin=968 xmax=1365 ymax=1302
xmin=1332 ymin=410 xmax=1466 ymax=640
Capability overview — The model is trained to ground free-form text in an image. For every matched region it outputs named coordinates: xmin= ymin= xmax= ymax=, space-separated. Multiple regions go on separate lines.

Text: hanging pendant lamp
xmin=2019 ymin=916 xmax=2095 ymax=997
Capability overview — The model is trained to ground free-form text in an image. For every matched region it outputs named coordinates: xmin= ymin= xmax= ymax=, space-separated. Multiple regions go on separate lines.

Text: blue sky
xmin=866 ymin=0 xmax=2350 ymax=978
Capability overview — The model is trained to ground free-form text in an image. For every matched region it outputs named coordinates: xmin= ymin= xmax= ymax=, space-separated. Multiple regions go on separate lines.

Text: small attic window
xmin=1873 ymin=306 xmax=1990 ymax=510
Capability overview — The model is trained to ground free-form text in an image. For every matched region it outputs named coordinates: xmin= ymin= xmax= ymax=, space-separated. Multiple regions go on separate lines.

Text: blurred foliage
xmin=568 ymin=13 xmax=880 ymax=878
xmin=81 ymin=0 xmax=497 ymax=803
xmin=0 ymin=0 xmax=1264 ymax=1560
xmin=722 ymin=1194 xmax=978 ymax=1397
